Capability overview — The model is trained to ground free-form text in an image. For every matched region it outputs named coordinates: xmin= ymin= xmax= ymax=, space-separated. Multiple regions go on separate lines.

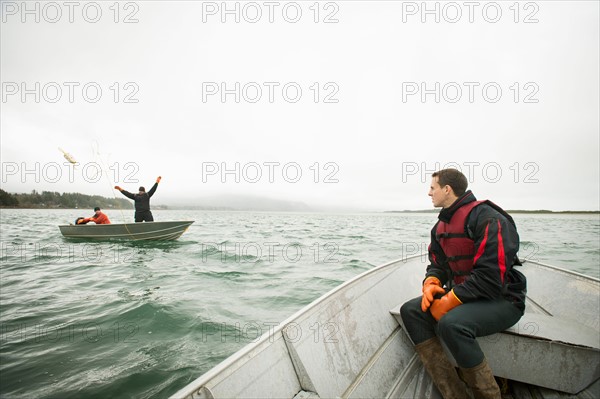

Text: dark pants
xmin=135 ymin=210 xmax=154 ymax=223
xmin=400 ymin=296 xmax=523 ymax=368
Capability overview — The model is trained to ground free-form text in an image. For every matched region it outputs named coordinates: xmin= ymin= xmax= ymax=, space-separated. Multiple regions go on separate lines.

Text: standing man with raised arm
xmin=115 ymin=176 xmax=161 ymax=222
xmin=400 ymin=168 xmax=527 ymax=399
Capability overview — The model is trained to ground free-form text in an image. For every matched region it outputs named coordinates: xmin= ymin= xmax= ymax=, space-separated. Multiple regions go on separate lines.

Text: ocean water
xmin=0 ymin=209 xmax=598 ymax=398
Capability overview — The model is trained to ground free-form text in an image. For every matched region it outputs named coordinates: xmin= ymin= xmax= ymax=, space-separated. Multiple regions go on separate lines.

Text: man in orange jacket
xmin=77 ymin=207 xmax=111 ymax=224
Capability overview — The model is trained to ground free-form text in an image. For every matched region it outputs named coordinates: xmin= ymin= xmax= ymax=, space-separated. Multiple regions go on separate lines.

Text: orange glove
xmin=156 ymin=176 xmax=162 ymax=183
xmin=421 ymin=277 xmax=445 ymax=312
xmin=114 ymin=186 xmax=122 ymax=191
xmin=430 ymin=289 xmax=462 ymax=321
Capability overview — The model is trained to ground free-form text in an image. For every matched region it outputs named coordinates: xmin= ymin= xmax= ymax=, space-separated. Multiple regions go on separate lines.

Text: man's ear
xmin=444 ymin=185 xmax=455 ymax=197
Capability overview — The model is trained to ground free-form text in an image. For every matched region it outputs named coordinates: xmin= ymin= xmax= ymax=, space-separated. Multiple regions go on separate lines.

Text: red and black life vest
xmin=435 ymin=200 xmax=485 ymax=285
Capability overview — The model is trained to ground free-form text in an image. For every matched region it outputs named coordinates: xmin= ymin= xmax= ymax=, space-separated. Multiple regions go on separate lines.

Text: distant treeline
xmin=386 ymin=209 xmax=599 ymax=214
xmin=0 ymin=189 xmax=132 ymax=210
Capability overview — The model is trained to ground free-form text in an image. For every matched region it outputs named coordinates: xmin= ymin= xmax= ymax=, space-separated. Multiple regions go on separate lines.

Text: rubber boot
xmin=460 ymin=358 xmax=501 ymax=399
xmin=414 ymin=337 xmax=466 ymax=399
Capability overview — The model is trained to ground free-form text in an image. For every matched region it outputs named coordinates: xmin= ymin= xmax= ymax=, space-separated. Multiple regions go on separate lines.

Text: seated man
xmin=400 ymin=169 xmax=526 ymax=399
xmin=77 ymin=207 xmax=111 ymax=224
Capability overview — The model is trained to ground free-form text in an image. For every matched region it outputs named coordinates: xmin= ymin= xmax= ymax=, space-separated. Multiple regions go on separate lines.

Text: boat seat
xmin=389 ymin=307 xmax=600 ymax=394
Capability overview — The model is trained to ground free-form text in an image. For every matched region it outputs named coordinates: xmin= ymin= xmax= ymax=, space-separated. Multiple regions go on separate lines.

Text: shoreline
xmin=1 ymin=206 xmax=598 ymax=215
xmin=384 ymin=210 xmax=600 ymax=215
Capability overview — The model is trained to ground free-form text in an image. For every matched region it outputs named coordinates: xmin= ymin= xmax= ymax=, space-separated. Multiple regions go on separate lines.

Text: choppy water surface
xmin=1 ymin=209 xmax=598 ymax=398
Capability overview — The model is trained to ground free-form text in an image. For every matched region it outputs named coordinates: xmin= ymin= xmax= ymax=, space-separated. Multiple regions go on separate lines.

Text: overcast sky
xmin=1 ymin=1 xmax=598 ymax=211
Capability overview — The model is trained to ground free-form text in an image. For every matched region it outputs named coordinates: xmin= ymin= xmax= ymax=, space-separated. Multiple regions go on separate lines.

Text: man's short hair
xmin=94 ymin=207 xmax=100 ymax=212
xmin=432 ymin=169 xmax=468 ymax=196
xmin=139 ymin=186 xmax=145 ymax=192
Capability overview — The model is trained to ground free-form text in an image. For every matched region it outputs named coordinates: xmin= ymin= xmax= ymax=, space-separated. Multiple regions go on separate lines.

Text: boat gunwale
xmin=523 ymin=259 xmax=600 ymax=283
xmin=58 ymin=220 xmax=195 ymax=229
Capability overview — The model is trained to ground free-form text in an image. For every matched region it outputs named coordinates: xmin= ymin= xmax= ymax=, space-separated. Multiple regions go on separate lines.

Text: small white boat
xmin=58 ymin=221 xmax=194 ymax=241
xmin=170 ymin=256 xmax=600 ymax=398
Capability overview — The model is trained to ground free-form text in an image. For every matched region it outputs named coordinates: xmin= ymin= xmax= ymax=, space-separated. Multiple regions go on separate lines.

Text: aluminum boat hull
xmin=170 ymin=256 xmax=600 ymax=399
xmin=59 ymin=221 xmax=194 ymax=241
